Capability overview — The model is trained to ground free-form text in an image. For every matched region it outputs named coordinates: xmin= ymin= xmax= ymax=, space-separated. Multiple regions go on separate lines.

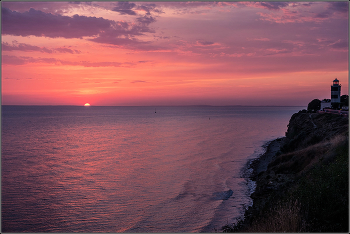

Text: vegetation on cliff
xmin=307 ymin=95 xmax=349 ymax=111
xmin=223 ymin=111 xmax=348 ymax=232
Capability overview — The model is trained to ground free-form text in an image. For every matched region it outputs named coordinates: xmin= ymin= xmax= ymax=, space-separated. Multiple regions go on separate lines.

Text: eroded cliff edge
xmin=224 ymin=111 xmax=349 ymax=232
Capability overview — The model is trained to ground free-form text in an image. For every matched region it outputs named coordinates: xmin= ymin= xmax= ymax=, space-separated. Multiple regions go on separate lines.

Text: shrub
xmin=307 ymin=99 xmax=321 ymax=112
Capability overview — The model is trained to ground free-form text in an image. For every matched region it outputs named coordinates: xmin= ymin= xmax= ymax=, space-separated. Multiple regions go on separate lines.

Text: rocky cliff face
xmin=224 ymin=111 xmax=349 ymax=232
xmin=253 ymin=111 xmax=348 ymax=198
xmin=282 ymin=112 xmax=348 ymax=153
xmin=268 ymin=112 xmax=348 ymax=175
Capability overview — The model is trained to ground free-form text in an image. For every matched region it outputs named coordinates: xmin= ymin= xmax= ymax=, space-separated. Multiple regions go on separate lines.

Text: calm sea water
xmin=1 ymin=106 xmax=302 ymax=232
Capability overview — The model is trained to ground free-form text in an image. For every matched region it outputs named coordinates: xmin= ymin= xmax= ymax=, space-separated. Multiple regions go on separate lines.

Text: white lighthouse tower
xmin=331 ymin=78 xmax=341 ymax=104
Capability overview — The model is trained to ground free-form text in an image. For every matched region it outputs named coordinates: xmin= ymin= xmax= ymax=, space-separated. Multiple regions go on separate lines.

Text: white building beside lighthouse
xmin=331 ymin=78 xmax=341 ymax=104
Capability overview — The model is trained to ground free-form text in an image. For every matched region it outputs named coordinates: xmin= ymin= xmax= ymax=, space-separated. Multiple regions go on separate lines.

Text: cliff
xmin=223 ymin=111 xmax=349 ymax=232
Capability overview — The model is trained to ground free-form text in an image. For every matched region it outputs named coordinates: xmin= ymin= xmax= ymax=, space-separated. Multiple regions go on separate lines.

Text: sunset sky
xmin=1 ymin=1 xmax=349 ymax=106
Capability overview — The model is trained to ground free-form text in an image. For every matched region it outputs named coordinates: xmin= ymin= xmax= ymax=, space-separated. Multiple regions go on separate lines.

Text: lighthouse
xmin=331 ymin=78 xmax=341 ymax=106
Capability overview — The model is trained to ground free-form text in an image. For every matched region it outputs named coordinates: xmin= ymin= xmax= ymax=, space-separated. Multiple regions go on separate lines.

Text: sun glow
xmin=1 ymin=2 xmax=348 ymax=107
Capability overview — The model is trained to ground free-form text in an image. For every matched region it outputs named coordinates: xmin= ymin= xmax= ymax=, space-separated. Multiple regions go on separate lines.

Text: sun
xmin=84 ymin=103 xmax=91 ymax=106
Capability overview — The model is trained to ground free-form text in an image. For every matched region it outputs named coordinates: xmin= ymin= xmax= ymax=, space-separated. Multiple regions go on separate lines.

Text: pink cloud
xmin=2 ymin=41 xmax=53 ymax=53
xmin=282 ymin=40 xmax=305 ymax=48
xmin=248 ymin=38 xmax=270 ymax=41
xmin=231 ymin=2 xmax=289 ymax=11
xmin=258 ymin=2 xmax=289 ymax=10
xmin=136 ymin=15 xmax=156 ymax=26
xmin=196 ymin=40 xmax=216 ymax=46
xmin=54 ymin=47 xmax=81 ymax=54
xmin=1 ymin=1 xmax=71 ymax=14
xmin=130 ymin=80 xmax=148 ymax=84
xmin=2 ymin=7 xmax=155 ymax=38
xmin=136 ymin=3 xmax=164 ymax=15
xmin=110 ymin=1 xmax=164 ymax=16
xmin=2 ymin=55 xmax=136 ymax=67
xmin=2 ymin=41 xmax=81 ymax=54
xmin=328 ymin=2 xmax=348 ymax=13
xmin=256 ymin=2 xmax=348 ymax=24
xmin=111 ymin=1 xmax=137 ymax=15
xmin=2 ymin=7 xmax=112 ymax=38
xmin=2 ymin=6 xmax=159 ymax=49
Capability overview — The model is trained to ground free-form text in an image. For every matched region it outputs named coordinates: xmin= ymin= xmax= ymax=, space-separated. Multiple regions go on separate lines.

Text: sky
xmin=1 ymin=1 xmax=349 ymax=106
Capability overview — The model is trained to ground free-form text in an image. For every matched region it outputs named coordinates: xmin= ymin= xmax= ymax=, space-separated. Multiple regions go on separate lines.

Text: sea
xmin=1 ymin=105 xmax=303 ymax=232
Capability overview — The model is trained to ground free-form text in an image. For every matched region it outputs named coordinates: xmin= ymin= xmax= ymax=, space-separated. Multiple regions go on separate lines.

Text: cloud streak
xmin=2 ymin=55 xmax=135 ymax=67
xmin=2 ymin=41 xmax=81 ymax=54
xmin=258 ymin=2 xmax=289 ymax=10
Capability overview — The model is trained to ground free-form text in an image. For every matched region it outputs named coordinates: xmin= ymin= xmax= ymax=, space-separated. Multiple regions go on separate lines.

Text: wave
xmin=211 ymin=189 xmax=234 ymax=200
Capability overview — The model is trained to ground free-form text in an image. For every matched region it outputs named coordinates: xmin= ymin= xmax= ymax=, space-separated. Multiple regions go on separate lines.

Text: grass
xmin=290 ymin=137 xmax=349 ymax=232
xmin=245 ymin=199 xmax=305 ymax=232
xmin=223 ymin=132 xmax=348 ymax=232
xmin=222 ymin=199 xmax=305 ymax=232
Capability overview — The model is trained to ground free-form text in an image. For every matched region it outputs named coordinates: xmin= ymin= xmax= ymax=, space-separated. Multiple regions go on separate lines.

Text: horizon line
xmin=1 ymin=104 xmax=307 ymax=107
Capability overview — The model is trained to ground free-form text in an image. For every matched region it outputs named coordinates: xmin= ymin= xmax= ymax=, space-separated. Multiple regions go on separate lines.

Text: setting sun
xmin=84 ymin=103 xmax=90 ymax=106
